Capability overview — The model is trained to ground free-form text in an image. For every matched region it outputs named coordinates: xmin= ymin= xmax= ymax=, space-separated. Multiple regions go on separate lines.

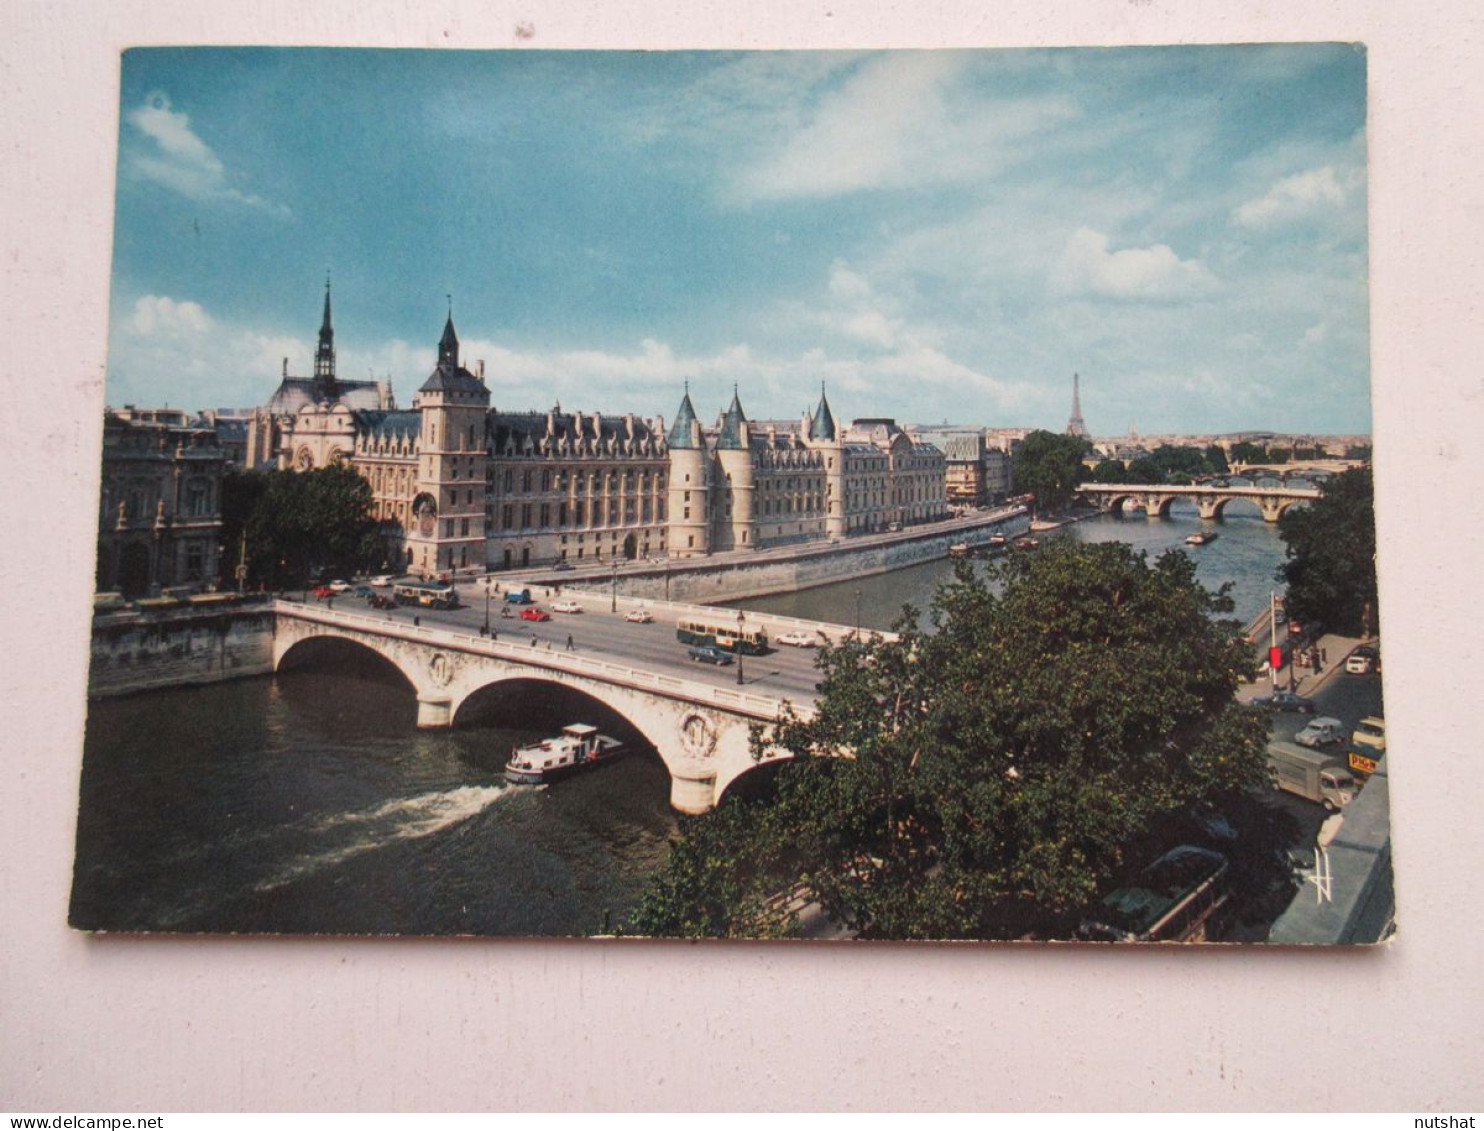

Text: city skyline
xmin=106 ymin=45 xmax=1371 ymax=434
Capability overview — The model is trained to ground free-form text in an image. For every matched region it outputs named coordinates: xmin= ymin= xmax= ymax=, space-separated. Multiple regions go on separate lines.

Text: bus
xmin=392 ymin=580 xmax=460 ymax=610
xmin=675 ymin=618 xmax=770 ymax=656
xmin=1076 ymin=845 xmax=1230 ymax=943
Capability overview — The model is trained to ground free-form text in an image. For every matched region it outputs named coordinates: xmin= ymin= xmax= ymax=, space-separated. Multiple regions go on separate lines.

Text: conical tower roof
xmin=718 ymin=385 xmax=748 ymax=450
xmin=667 ymin=385 xmax=701 ymax=449
xmin=809 ymin=383 xmax=837 ymax=441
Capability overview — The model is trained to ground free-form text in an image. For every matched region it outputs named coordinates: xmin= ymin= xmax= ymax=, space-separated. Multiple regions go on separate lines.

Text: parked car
xmin=551 ymin=600 xmax=583 ymax=614
xmin=777 ymin=630 xmax=818 ymax=648
xmin=1253 ymin=690 xmax=1317 ymax=714
xmin=312 ymin=585 xmax=336 ymax=599
xmin=519 ymin=607 xmax=551 ymax=622
xmin=687 ymin=644 xmax=734 ymax=666
xmin=1295 ymin=716 xmax=1346 ymax=749
xmin=624 ymin=609 xmax=654 ymax=623
xmin=370 ymin=575 xmax=395 ymax=587
xmin=367 ymin=593 xmax=396 ymax=609
xmin=328 ymin=579 xmax=351 ymax=592
xmin=350 ymin=585 xmax=374 ymax=598
xmin=1346 ymin=645 xmax=1380 ymax=674
xmin=552 ymin=561 xmax=574 ymax=572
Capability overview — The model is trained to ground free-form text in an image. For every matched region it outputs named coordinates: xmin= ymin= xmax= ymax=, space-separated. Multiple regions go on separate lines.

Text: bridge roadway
xmin=273 ymin=589 xmax=865 ymax=813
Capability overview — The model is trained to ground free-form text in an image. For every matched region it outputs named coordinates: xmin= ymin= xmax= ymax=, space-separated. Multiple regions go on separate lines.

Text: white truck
xmin=1268 ymin=743 xmax=1357 ymax=811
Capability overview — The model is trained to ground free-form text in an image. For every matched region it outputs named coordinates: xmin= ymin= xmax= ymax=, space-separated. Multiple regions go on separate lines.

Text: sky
xmin=104 ymin=45 xmax=1372 ymax=435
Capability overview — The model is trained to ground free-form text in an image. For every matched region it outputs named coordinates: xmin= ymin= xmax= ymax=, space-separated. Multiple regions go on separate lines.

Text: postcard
xmin=72 ymin=45 xmax=1387 ymax=943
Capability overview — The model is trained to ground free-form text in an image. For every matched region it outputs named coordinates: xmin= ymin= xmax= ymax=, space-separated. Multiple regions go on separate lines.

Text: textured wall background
xmin=2 ymin=0 xmax=1481 ymax=1111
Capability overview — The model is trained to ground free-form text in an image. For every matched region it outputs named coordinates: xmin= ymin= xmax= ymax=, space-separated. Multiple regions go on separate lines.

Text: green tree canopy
xmin=1277 ymin=467 xmax=1378 ymax=637
xmin=1012 ymin=430 xmax=1092 ymax=513
xmin=221 ymin=465 xmax=382 ymax=589
xmin=1088 ymin=459 xmax=1127 ymax=484
xmin=633 ymin=540 xmax=1269 ymax=941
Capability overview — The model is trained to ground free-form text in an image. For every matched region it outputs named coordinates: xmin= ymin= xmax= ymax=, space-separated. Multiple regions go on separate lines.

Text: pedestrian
xmin=1321 ymin=647 xmax=1328 ymax=665
xmin=566 ymin=634 xmax=574 ymax=651
xmin=530 ymin=635 xmax=538 ymax=648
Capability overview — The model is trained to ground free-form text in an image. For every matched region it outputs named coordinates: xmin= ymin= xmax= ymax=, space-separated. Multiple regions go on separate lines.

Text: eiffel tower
xmin=1066 ymin=372 xmax=1090 ymax=438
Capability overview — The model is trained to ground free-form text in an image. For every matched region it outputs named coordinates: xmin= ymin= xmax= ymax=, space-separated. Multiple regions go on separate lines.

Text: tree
xmin=1204 ymin=444 xmax=1230 ymax=475
xmin=1277 ymin=467 xmax=1378 ymax=637
xmin=1229 ymin=441 xmax=1266 ymax=465
xmin=633 ymin=540 xmax=1270 ymax=940
xmin=1088 ymin=459 xmax=1127 ymax=484
xmin=1012 ymin=430 xmax=1092 ymax=513
xmin=222 ymin=465 xmax=381 ymax=588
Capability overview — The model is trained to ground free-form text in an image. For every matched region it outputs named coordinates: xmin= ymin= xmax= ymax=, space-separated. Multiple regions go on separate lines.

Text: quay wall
xmin=576 ymin=513 xmax=1029 ymax=604
xmin=88 ymin=600 xmax=277 ymax=698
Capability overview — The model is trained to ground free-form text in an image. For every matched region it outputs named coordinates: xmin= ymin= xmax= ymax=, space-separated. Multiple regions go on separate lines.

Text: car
xmin=519 ymin=607 xmax=551 ymax=622
xmin=1351 ymin=716 xmax=1386 ymax=754
xmin=687 ymin=644 xmax=734 ymax=666
xmin=552 ymin=561 xmax=575 ymax=572
xmin=350 ymin=585 xmax=374 ymax=598
xmin=367 ymin=593 xmax=396 ymax=609
xmin=551 ymin=600 xmax=583 ymax=614
xmin=1253 ymin=690 xmax=1317 ymax=714
xmin=1295 ymin=716 xmax=1346 ymax=749
xmin=624 ymin=609 xmax=654 ymax=623
xmin=370 ymin=575 xmax=394 ymax=587
xmin=312 ymin=585 xmax=337 ymax=599
xmin=777 ymin=630 xmax=818 ymax=648
xmin=328 ymin=579 xmax=351 ymax=592
xmin=1346 ymin=645 xmax=1380 ymax=674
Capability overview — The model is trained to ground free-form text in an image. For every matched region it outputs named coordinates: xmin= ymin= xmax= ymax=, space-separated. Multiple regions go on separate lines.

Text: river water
xmin=70 ymin=499 xmax=1289 ymax=936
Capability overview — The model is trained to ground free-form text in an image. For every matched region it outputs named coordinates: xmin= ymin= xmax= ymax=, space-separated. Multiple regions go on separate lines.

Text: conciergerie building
xmin=245 ymin=288 xmax=948 ymax=576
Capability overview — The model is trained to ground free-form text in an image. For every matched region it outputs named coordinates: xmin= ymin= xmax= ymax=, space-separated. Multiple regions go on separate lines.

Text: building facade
xmin=96 ymin=409 xmax=227 ymax=597
xmin=258 ymin=293 xmax=950 ymax=572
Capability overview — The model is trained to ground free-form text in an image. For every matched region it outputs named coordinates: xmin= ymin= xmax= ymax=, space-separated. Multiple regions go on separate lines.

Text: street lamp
xmin=854 ymin=588 xmax=862 ymax=640
xmin=610 ymin=561 xmax=619 ymax=613
xmin=736 ymin=609 xmax=745 ymax=686
xmin=483 ymin=582 xmax=491 ymax=637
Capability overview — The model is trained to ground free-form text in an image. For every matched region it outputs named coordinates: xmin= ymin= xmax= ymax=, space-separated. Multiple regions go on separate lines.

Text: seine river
xmin=70 ymin=500 xmax=1288 ymax=937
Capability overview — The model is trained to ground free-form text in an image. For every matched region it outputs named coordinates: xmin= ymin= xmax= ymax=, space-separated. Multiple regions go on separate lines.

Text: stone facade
xmin=257 ymin=291 xmax=951 ymax=572
xmin=96 ymin=409 xmax=227 ymax=597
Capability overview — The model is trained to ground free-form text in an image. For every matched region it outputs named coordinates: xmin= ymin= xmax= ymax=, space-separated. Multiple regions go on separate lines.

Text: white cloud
xmin=1233 ymin=165 xmax=1351 ymax=229
xmin=124 ymin=92 xmax=287 ymax=215
xmin=1302 ymin=322 xmax=1328 ymax=346
xmin=129 ymin=294 xmax=211 ymax=338
xmin=1054 ymin=227 xmax=1218 ymax=300
xmin=729 ymin=54 xmax=1077 ymax=202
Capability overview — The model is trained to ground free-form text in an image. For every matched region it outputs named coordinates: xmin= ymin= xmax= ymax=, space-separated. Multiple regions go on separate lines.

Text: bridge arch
xmin=276 ymin=632 xmax=419 ymax=697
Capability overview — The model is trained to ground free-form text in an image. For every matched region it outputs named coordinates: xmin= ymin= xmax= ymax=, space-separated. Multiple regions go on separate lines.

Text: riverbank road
xmin=327 ymin=588 xmax=837 ymax=707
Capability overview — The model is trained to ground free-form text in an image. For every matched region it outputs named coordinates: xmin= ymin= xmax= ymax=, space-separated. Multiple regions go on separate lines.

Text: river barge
xmin=504 ymin=724 xmax=626 ymax=784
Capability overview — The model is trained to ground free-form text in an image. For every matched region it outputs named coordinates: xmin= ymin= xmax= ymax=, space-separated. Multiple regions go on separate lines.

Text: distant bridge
xmin=272 ymin=599 xmax=822 ymax=814
xmin=1078 ymin=482 xmax=1321 ymax=522
xmin=1228 ymin=459 xmax=1363 ymax=483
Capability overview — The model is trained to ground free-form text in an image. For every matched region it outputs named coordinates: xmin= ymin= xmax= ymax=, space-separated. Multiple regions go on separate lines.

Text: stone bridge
xmin=271 ymin=600 xmax=812 ymax=814
xmin=1078 ymin=482 xmax=1321 ymax=522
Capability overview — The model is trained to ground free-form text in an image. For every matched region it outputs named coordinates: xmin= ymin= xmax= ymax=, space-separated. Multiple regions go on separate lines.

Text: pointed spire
xmin=809 ymin=380 xmax=837 ymax=441
xmin=667 ymin=384 xmax=700 ymax=449
xmin=438 ymin=309 xmax=459 ymax=368
xmin=312 ymin=274 xmax=337 ymax=399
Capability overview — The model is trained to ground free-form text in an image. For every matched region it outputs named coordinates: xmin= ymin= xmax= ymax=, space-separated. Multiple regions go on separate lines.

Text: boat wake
xmin=252 ymin=784 xmax=512 ymax=893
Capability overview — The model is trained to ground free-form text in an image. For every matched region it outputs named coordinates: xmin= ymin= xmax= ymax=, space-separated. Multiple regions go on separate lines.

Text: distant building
xmin=96 ymin=410 xmax=227 ymax=597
